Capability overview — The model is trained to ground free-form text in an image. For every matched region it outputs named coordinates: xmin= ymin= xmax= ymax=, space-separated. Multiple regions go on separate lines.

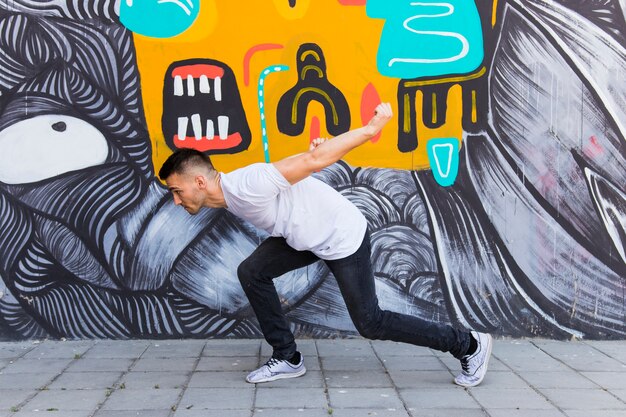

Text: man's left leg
xmin=238 ymin=236 xmax=319 ymax=383
xmin=325 ymin=231 xmax=492 ymax=387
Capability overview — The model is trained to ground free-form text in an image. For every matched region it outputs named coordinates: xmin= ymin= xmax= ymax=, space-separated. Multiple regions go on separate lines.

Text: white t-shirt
xmin=220 ymin=163 xmax=367 ymax=260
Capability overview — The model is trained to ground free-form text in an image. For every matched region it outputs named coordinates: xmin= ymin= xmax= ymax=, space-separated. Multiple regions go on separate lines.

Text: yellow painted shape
xmin=471 ymin=89 xmax=477 ymax=123
xmin=300 ymin=65 xmax=323 ymax=79
xmin=492 ymin=0 xmax=499 ymax=27
xmin=134 ymin=0 xmax=465 ymax=174
xmin=403 ymin=67 xmax=486 ymax=87
xmin=292 ymin=87 xmax=339 ymax=126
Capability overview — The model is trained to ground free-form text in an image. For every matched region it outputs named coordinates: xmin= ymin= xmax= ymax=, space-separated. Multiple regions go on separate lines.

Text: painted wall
xmin=0 ymin=0 xmax=624 ymax=340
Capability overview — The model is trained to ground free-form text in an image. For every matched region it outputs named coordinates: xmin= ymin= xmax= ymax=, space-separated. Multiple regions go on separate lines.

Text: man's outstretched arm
xmin=273 ymin=103 xmax=393 ymax=185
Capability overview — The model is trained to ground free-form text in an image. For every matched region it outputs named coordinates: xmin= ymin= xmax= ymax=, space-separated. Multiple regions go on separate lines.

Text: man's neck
xmin=203 ymin=173 xmax=227 ymax=208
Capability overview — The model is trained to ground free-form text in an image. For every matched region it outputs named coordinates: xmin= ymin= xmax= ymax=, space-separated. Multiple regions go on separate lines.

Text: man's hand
xmin=309 ymin=138 xmax=328 ymax=151
xmin=364 ymin=103 xmax=393 ymax=138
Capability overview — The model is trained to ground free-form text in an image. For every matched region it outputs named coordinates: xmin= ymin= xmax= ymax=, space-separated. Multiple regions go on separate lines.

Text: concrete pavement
xmin=0 ymin=337 xmax=625 ymax=417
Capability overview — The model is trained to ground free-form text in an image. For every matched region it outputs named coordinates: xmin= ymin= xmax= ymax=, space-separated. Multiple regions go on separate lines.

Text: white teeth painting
xmin=174 ymin=75 xmax=184 ymax=96
xmin=186 ymin=74 xmax=195 ymax=97
xmin=218 ymin=115 xmax=229 ymax=140
xmin=0 ymin=0 xmax=623 ymax=341
xmin=206 ymin=119 xmax=215 ymax=140
xmin=214 ymin=76 xmax=222 ymax=102
xmin=199 ymin=75 xmax=210 ymax=94
xmin=177 ymin=116 xmax=189 ymax=141
xmin=191 ymin=113 xmax=202 ymax=140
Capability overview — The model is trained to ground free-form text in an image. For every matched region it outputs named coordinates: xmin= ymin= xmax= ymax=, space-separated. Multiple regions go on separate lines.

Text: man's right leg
xmin=237 ymin=237 xmax=318 ymax=360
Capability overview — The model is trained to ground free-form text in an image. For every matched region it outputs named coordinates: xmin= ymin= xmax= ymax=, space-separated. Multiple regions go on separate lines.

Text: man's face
xmin=166 ymin=172 xmax=205 ymax=215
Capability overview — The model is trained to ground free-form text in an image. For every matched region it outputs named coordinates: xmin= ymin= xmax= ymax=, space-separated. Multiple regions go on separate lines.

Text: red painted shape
xmin=361 ymin=82 xmax=382 ymax=143
xmin=309 ymin=116 xmax=321 ymax=143
xmin=338 ymin=0 xmax=366 ymax=5
xmin=243 ymin=43 xmax=284 ymax=86
xmin=172 ymin=65 xmax=224 ymax=79
xmin=174 ymin=132 xmax=243 ymax=152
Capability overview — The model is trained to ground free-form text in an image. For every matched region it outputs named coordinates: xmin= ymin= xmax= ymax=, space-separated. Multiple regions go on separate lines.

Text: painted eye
xmin=0 ymin=114 xmax=109 ymax=184
xmin=51 ymin=121 xmax=67 ymax=132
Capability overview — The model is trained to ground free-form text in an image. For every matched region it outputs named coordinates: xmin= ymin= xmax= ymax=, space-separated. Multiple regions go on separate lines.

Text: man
xmin=159 ymin=103 xmax=493 ymax=386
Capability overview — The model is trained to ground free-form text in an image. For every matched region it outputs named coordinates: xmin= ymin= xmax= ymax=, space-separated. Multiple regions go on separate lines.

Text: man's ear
xmin=195 ymin=175 xmax=207 ymax=189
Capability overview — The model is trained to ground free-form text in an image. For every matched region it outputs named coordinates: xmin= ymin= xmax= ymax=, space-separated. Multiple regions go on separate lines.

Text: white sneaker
xmin=245 ymin=354 xmax=306 ymax=383
xmin=454 ymin=331 xmax=493 ymax=387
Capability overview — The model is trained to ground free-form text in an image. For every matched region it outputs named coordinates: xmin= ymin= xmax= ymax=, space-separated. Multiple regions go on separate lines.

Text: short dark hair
xmin=158 ymin=148 xmax=215 ymax=180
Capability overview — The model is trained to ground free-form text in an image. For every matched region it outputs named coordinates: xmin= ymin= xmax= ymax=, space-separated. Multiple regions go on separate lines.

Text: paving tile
xmin=495 ymin=356 xmax=571 ymax=372
xmin=585 ymin=341 xmax=626 ymax=364
xmin=372 ymin=340 xmax=434 ymax=357
xmin=321 ymin=356 xmax=384 ymax=372
xmin=178 ymin=387 xmax=254 ymax=410
xmin=65 ymin=358 xmax=134 ymax=373
xmin=22 ymin=341 xmax=93 ymax=359
xmin=487 ymin=410 xmax=565 ymax=417
xmin=174 ymin=411 xmax=251 ymax=417
xmin=1 ymin=359 xmax=72 ymax=374
xmin=324 ymin=370 xmax=392 ymax=388
xmin=399 ymin=388 xmax=480 ymax=409
xmin=131 ymin=357 xmax=196 ymax=372
xmin=329 ymin=388 xmax=404 ymax=409
xmin=0 ymin=372 xmax=57 ymax=390
xmin=255 ymin=387 xmax=327 ymax=408
xmin=607 ymin=389 xmax=626 ymax=403
xmin=332 ymin=410 xmax=411 ymax=417
xmin=565 ymin=411 xmax=626 ymax=417
xmin=99 ymin=388 xmax=181 ymax=410
xmin=187 ymin=371 xmax=251 ymax=388
xmin=196 ymin=356 xmax=260 ymax=372
xmin=260 ymin=370 xmax=324 ymax=388
xmin=23 ymin=389 xmax=107 ymax=411
xmin=203 ymin=340 xmax=260 ymax=357
xmin=531 ymin=341 xmax=626 ymax=372
xmin=119 ymin=371 xmax=189 ymax=389
xmin=13 ymin=411 xmax=92 ymax=417
xmin=382 ymin=355 xmax=447 ymax=371
xmin=487 ymin=340 xmax=540 ymax=356
xmin=518 ymin=371 xmax=599 ymax=389
xmin=536 ymin=388 xmax=624 ymax=410
xmin=316 ymin=339 xmax=377 ymax=357
xmin=0 ymin=343 xmax=34 ymax=359
xmin=254 ymin=409 xmax=331 ymax=417
xmin=582 ymin=372 xmax=626 ymax=389
xmin=82 ymin=342 xmax=148 ymax=359
xmin=142 ymin=341 xmax=205 ymax=358
xmin=47 ymin=371 xmax=122 ymax=390
xmin=470 ymin=388 xmax=554 ymax=409
xmin=387 ymin=370 xmax=455 ymax=389
xmin=472 ymin=370 xmax=529 ymax=389
xmin=0 ymin=389 xmax=37 ymax=411
xmin=95 ymin=411 xmax=170 ymax=417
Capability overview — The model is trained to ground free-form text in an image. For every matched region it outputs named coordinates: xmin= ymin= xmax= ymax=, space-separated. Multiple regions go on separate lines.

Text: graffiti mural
xmin=0 ymin=0 xmax=624 ymax=341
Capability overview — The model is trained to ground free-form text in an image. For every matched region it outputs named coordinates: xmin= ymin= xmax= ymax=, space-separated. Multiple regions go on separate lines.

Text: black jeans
xmin=237 ymin=231 xmax=471 ymax=360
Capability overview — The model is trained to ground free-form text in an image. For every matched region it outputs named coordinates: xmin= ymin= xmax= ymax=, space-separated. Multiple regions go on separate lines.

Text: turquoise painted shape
xmin=427 ymin=138 xmax=459 ymax=187
xmin=366 ymin=0 xmax=484 ymax=79
xmin=258 ymin=65 xmax=290 ymax=163
xmin=120 ymin=0 xmax=200 ymax=38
